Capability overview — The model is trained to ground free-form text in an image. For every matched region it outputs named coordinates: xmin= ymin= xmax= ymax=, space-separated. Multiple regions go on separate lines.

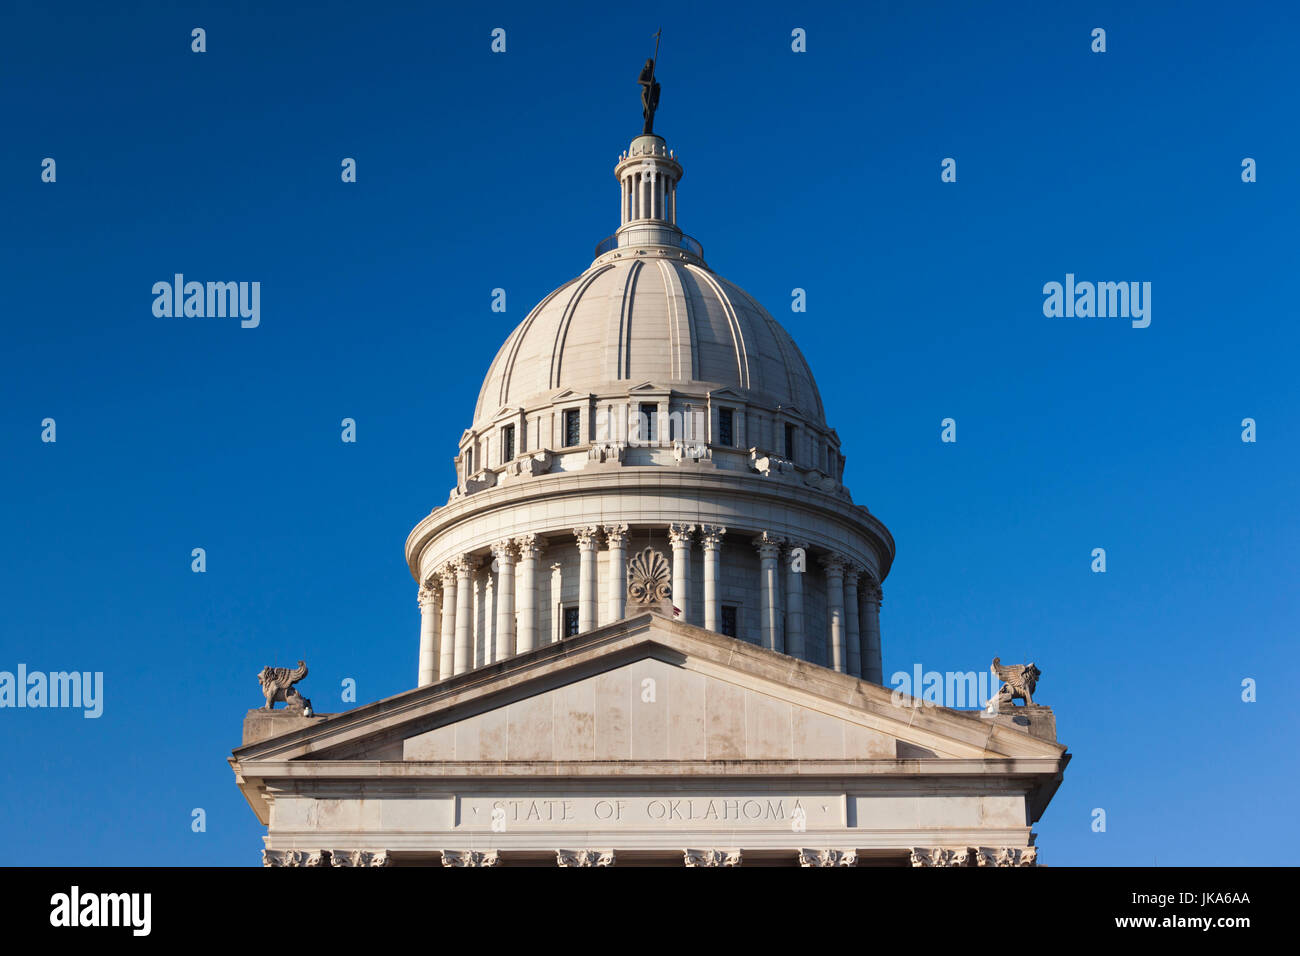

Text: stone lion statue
xmin=258 ymin=660 xmax=312 ymax=715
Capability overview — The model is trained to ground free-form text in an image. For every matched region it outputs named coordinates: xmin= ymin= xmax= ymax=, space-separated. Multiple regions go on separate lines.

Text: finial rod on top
xmin=639 ymin=29 xmax=662 ymax=135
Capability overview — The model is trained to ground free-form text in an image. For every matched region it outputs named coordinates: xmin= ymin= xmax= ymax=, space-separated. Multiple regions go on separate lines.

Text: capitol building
xmin=232 ymin=92 xmax=1068 ymax=867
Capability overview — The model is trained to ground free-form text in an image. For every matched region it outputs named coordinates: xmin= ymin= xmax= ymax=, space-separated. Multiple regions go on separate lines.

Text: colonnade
xmin=417 ymin=525 xmax=883 ymax=686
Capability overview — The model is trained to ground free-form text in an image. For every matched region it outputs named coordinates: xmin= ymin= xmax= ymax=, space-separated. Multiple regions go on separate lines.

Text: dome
xmin=407 ymin=123 xmax=893 ymax=694
xmin=472 ymin=258 xmax=826 ymax=429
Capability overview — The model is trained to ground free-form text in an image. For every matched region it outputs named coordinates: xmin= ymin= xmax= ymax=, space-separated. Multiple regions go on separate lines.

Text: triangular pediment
xmin=234 ymin=615 xmax=1065 ymax=767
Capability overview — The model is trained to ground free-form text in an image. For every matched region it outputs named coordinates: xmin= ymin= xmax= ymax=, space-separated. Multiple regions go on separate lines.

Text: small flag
xmin=672 ymin=605 xmax=681 ymax=617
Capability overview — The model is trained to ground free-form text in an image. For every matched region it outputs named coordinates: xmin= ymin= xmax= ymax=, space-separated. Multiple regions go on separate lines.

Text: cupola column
xmin=784 ymin=541 xmax=808 ymax=658
xmin=604 ymin=524 xmax=629 ymax=621
xmin=668 ymin=524 xmax=696 ymax=623
xmin=575 ymin=527 xmax=601 ymax=633
xmin=700 ymin=525 xmax=726 ymax=631
xmin=844 ymin=568 xmax=862 ymax=679
xmin=753 ymin=534 xmax=784 ymax=652
xmin=823 ymin=555 xmax=847 ymax=673
xmin=417 ymin=583 xmax=440 ymax=686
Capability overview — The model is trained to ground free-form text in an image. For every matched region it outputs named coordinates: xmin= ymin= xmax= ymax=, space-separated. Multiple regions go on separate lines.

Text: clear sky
xmin=1 ymin=0 xmax=1296 ymax=866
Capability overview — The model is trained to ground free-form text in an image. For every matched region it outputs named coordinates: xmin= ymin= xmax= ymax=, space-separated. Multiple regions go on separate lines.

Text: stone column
xmin=861 ymin=581 xmax=883 ymax=683
xmin=550 ymin=562 xmax=563 ymax=642
xmin=574 ymin=526 xmax=601 ymax=633
xmin=514 ymin=534 xmax=546 ymax=653
xmin=438 ymin=566 xmax=457 ymax=680
xmin=844 ymin=567 xmax=862 ymax=679
xmin=668 ymin=523 xmax=696 ymax=622
xmin=700 ymin=525 xmax=726 ymax=632
xmin=784 ymin=540 xmax=808 ymax=658
xmin=604 ymin=524 xmax=629 ymax=621
xmin=753 ymin=533 xmax=784 ymax=652
xmin=822 ymin=555 xmax=847 ymax=673
xmin=491 ymin=540 xmax=516 ymax=662
xmin=417 ymin=583 xmax=440 ymax=686
xmin=453 ymin=557 xmax=476 ymax=675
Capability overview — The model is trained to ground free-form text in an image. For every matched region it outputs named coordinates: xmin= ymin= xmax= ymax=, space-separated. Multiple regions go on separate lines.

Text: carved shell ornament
xmin=627 ymin=547 xmax=672 ymax=606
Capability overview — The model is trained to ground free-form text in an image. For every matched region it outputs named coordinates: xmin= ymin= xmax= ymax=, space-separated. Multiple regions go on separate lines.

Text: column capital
xmin=843 ymin=565 xmax=863 ymax=590
xmin=975 ymin=846 xmax=1038 ymax=867
xmin=513 ymin=533 xmax=548 ymax=558
xmin=450 ymin=555 xmax=480 ymax=576
xmin=328 ymin=849 xmax=392 ymax=867
xmin=441 ymin=849 xmax=500 ymax=867
xmin=550 ymin=561 xmax=564 ymax=574
xmin=863 ymin=579 xmax=883 ymax=604
xmin=797 ymin=848 xmax=857 ymax=867
xmin=910 ymin=847 xmax=974 ymax=867
xmin=752 ymin=531 xmax=785 ymax=559
xmin=262 ymin=849 xmax=327 ymax=867
xmin=556 ymin=849 xmax=616 ymax=867
xmin=698 ymin=524 xmax=727 ymax=549
xmin=417 ymin=584 xmax=439 ymax=609
xmin=602 ymin=523 xmax=629 ymax=547
xmin=667 ymin=522 xmax=696 ymax=547
xmin=684 ymin=848 xmax=742 ymax=867
xmin=491 ymin=539 xmax=517 ymax=562
xmin=573 ymin=525 xmax=602 ymax=549
xmin=820 ymin=553 xmax=848 ymax=575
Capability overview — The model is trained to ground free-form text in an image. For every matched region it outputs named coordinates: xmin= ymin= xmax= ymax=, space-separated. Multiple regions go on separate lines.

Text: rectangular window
xmin=639 ymin=403 xmax=658 ymax=442
xmin=784 ymin=423 xmax=796 ymax=460
xmin=563 ymin=606 xmax=580 ymax=637
xmin=563 ymin=409 xmax=581 ymax=447
xmin=465 ymin=448 xmax=474 ymax=476
xmin=502 ymin=425 xmax=515 ymax=464
xmin=718 ymin=407 xmax=734 ymax=447
xmin=720 ymin=605 xmax=738 ymax=638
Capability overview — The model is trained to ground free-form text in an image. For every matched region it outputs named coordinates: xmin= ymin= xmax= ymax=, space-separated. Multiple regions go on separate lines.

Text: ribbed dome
xmin=473 ymin=257 xmax=825 ymax=428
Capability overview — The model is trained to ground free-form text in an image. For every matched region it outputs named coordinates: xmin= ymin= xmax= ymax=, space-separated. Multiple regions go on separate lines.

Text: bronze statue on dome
xmin=639 ymin=30 xmax=662 ymax=134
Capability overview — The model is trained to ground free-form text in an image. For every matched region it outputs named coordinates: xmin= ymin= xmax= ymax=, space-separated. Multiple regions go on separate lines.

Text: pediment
xmin=234 ymin=615 xmax=1065 ymax=767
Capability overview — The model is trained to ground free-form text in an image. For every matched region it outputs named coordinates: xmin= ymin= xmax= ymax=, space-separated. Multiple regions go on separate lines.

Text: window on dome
xmin=563 ymin=409 xmax=581 ymax=447
xmin=639 ymin=403 xmax=658 ymax=442
xmin=718 ymin=408 xmax=734 ymax=447
xmin=563 ymin=606 xmax=580 ymax=637
xmin=502 ymin=425 xmax=515 ymax=464
xmin=465 ymin=447 xmax=474 ymax=476
xmin=784 ymin=423 xmax=796 ymax=460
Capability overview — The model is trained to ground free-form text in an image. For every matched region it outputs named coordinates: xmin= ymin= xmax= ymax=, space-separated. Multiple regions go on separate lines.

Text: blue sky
xmin=1 ymin=0 xmax=1296 ymax=866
